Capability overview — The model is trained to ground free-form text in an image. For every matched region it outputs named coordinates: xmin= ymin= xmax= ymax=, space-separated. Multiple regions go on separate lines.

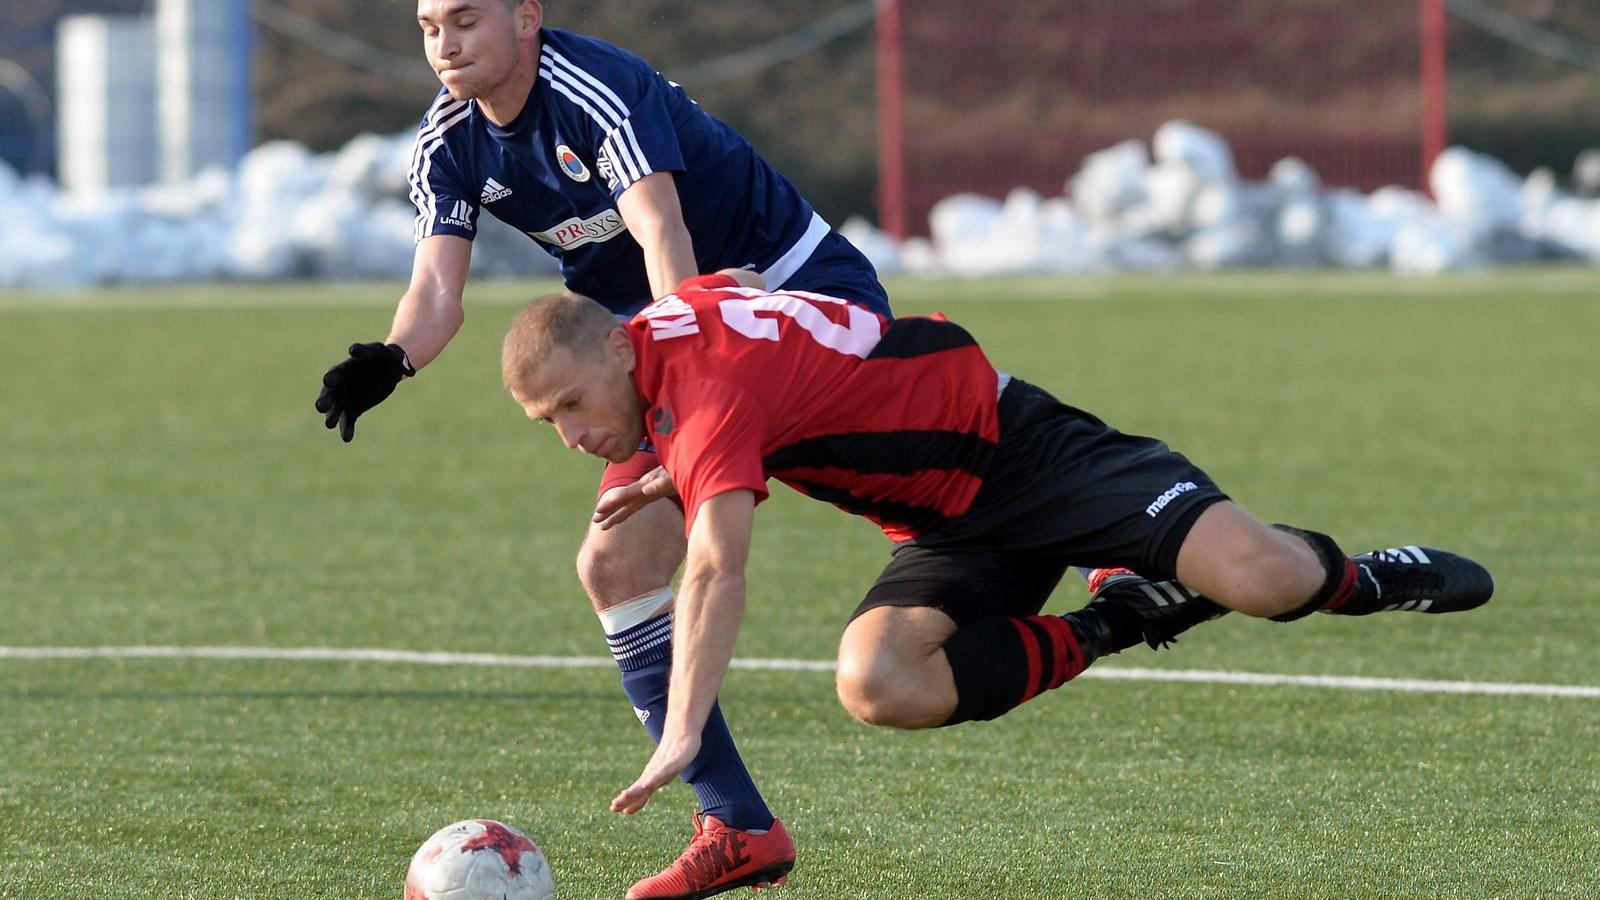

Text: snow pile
xmin=0 ymin=132 xmax=556 ymax=289
xmin=845 ymin=121 xmax=1600 ymax=278
xmin=3 ymin=120 xmax=1599 ymax=288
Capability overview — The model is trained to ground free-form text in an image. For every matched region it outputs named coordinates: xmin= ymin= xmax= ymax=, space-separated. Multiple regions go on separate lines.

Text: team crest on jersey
xmin=651 ymin=404 xmax=675 ymax=436
xmin=555 ymin=144 xmax=591 ymax=182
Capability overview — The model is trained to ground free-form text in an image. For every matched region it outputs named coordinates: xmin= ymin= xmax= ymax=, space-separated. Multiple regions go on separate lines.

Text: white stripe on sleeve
xmin=619 ymin=119 xmax=652 ymax=179
xmin=761 ymin=212 xmax=832 ymax=290
xmin=539 ymin=62 xmax=623 ymax=129
xmin=602 ymin=132 xmax=643 ymax=186
xmin=410 ymin=102 xmax=474 ymax=240
xmin=543 ymin=48 xmax=630 ymax=122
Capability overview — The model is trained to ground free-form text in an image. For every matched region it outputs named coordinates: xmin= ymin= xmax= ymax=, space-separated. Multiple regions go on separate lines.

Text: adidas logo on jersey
xmin=480 ymin=178 xmax=512 ymax=204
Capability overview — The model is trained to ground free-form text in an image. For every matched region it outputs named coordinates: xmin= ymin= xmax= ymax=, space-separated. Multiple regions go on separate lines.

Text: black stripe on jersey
xmin=866 ymin=317 xmax=978 ymax=360
xmin=784 ymin=479 xmax=950 ymax=535
xmin=763 ymin=430 xmax=997 ymax=478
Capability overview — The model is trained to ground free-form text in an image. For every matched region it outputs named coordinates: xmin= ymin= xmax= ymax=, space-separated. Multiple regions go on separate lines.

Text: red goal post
xmin=876 ymin=0 xmax=1449 ymax=237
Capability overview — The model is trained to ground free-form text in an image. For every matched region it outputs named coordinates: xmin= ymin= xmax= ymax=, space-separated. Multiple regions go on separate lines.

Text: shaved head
xmin=502 ymin=291 xmax=620 ymax=396
xmin=502 ymin=291 xmax=645 ymax=462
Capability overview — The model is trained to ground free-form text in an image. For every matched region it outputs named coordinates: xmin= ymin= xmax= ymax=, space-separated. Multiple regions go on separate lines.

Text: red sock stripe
xmin=1040 ymin=616 xmax=1070 ymax=691
xmin=1010 ymin=618 xmax=1044 ymax=703
xmin=1010 ymin=616 xmax=1088 ymax=702
xmin=1017 ymin=611 xmax=1068 ymax=688
xmin=1032 ymin=615 xmax=1085 ymax=690
xmin=1322 ymin=558 xmax=1360 ymax=611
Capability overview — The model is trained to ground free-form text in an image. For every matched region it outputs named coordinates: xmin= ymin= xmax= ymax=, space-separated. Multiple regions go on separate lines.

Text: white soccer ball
xmin=404 ymin=819 xmax=556 ymax=900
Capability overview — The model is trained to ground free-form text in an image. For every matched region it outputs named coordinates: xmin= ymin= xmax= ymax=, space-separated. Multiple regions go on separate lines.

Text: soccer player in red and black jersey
xmin=501 ymin=271 xmax=1495 ymax=834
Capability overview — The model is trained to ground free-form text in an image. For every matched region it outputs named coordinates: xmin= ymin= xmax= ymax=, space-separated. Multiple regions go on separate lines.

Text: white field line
xmin=2 ymin=645 xmax=1597 ymax=699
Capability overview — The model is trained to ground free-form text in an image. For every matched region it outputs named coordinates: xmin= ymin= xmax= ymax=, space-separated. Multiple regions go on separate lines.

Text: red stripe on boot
xmin=1010 ymin=618 xmax=1044 ymax=703
xmin=1322 ymin=558 xmax=1360 ymax=611
xmin=1035 ymin=615 xmax=1086 ymax=690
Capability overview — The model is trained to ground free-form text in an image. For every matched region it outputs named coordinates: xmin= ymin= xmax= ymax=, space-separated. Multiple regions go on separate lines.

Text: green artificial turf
xmin=2 ymin=270 xmax=1597 ymax=898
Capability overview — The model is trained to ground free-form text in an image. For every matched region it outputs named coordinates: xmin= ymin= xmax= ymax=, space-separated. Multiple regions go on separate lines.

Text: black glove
xmin=314 ymin=342 xmax=415 ymax=442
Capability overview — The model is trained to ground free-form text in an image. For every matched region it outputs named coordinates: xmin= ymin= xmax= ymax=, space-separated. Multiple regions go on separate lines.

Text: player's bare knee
xmin=576 ymin=515 xmax=686 ymax=610
xmin=837 ymin=681 xmax=922 ymax=729
xmin=576 ymin=534 xmax=666 ymax=609
xmin=575 ymin=536 xmax=623 ymax=607
xmin=835 ymin=680 xmax=884 ymax=726
xmin=833 ymin=654 xmax=883 ymax=723
xmin=835 ymin=655 xmax=929 ymax=729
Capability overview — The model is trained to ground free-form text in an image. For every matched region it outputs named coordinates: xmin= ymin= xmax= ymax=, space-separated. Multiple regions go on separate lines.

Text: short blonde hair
xmin=502 ymin=291 xmax=619 ymax=395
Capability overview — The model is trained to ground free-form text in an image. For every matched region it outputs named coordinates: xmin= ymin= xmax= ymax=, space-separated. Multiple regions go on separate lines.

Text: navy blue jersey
xmin=408 ymin=28 xmax=832 ymax=316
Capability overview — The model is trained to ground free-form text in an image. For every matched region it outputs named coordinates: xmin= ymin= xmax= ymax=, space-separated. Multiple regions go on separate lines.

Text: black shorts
xmin=855 ymin=379 xmax=1228 ymax=625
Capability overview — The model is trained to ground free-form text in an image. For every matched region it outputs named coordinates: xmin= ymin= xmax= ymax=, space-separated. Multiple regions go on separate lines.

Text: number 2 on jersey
xmin=718 ymin=292 xmax=881 ymax=358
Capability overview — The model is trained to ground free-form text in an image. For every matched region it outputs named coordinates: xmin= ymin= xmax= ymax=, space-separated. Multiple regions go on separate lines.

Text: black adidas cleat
xmin=1085 ymin=568 xmax=1229 ymax=650
xmin=1347 ymin=546 xmax=1496 ymax=614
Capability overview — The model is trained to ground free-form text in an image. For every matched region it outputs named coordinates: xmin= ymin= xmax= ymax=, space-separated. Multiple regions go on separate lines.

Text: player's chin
xmin=435 ymin=69 xmax=476 ymax=98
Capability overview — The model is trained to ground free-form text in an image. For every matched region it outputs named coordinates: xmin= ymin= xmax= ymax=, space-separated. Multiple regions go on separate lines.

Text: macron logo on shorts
xmin=1146 ymin=481 xmax=1199 ymax=518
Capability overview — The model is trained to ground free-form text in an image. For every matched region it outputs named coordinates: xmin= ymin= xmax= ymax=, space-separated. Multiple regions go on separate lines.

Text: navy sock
xmin=608 ymin=611 xmax=774 ymax=830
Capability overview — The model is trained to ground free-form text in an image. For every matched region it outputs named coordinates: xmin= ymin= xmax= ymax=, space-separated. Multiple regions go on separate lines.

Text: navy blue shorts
xmin=779 ymin=230 xmax=891 ymax=317
xmin=855 ymin=380 xmax=1229 ymax=625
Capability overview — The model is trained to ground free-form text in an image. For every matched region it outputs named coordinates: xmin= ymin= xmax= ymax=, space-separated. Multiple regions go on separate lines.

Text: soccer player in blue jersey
xmin=312 ymin=2 xmax=887 ymax=897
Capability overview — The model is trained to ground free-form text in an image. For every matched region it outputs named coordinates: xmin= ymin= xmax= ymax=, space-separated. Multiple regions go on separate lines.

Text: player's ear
xmin=518 ymin=0 xmax=542 ymax=37
xmin=608 ymin=327 xmax=635 ymax=373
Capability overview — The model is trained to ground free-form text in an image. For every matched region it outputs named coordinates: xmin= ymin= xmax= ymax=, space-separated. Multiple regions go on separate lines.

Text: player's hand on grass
xmin=593 ymin=466 xmax=677 ymax=530
xmin=611 ymin=729 xmax=701 ymax=815
xmin=314 ymin=342 xmax=415 ymax=442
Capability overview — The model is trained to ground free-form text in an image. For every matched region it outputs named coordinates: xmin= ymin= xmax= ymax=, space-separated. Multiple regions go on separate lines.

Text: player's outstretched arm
xmin=388 ymin=234 xmax=473 ymax=369
xmin=592 ymin=465 xmax=677 ymax=531
xmin=611 ymin=488 xmax=755 ymax=815
xmin=616 ymin=171 xmax=698 ymax=299
xmin=312 ymin=236 xmax=471 ymax=442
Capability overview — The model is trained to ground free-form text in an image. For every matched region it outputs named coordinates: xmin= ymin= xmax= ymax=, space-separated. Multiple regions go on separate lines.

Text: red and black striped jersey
xmin=626 ymin=274 xmax=1001 ymax=542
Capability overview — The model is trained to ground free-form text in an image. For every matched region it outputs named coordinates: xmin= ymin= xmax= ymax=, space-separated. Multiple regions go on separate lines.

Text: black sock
xmin=939 ymin=614 xmax=1098 ymax=726
xmin=1268 ymin=525 xmax=1364 ymax=621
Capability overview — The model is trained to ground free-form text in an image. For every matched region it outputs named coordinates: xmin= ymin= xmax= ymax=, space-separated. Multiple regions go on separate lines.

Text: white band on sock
xmin=598 ymin=586 xmax=675 ymax=634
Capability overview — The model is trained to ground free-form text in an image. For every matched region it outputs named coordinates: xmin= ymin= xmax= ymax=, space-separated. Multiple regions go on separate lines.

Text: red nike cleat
xmin=1084 ymin=567 xmax=1138 ymax=598
xmin=626 ymin=813 xmax=795 ymax=900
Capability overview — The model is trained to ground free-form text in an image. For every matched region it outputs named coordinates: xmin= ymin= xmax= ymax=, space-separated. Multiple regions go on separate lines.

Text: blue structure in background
xmin=0 ymin=58 xmax=52 ymax=176
xmin=155 ymin=0 xmax=253 ymax=183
